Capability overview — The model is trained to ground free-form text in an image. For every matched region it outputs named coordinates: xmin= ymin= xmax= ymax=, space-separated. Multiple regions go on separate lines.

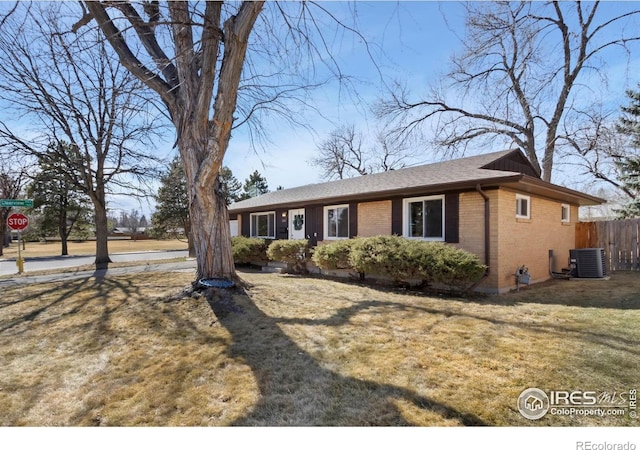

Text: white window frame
xmin=323 ymin=204 xmax=350 ymax=240
xmin=402 ymin=195 xmax=445 ymax=241
xmin=250 ymin=211 xmax=276 ymax=239
xmin=561 ymin=204 xmax=570 ymax=223
xmin=516 ymin=194 xmax=531 ymax=219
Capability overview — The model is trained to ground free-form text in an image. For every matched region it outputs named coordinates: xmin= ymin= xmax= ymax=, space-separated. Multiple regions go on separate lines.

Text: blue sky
xmin=223 ymin=1 xmax=466 ymax=193
xmin=1 ymin=1 xmax=638 ymax=217
xmin=219 ymin=1 xmax=640 ymax=202
xmin=103 ymin=1 xmax=471 ymax=216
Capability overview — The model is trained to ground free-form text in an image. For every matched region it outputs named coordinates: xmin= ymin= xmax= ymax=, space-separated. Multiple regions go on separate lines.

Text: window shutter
xmin=241 ymin=212 xmax=250 ymax=236
xmin=349 ymin=203 xmax=358 ymax=238
xmin=391 ymin=198 xmax=403 ymax=236
xmin=315 ymin=206 xmax=324 ymax=242
xmin=445 ymin=193 xmax=459 ymax=243
xmin=275 ymin=209 xmax=288 ymax=239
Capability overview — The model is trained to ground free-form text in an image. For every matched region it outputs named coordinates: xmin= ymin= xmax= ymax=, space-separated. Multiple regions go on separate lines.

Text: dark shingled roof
xmin=228 ymin=149 xmax=602 ymax=212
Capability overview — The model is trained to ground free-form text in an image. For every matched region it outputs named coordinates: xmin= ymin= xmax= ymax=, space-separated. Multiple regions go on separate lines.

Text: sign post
xmin=7 ymin=212 xmax=29 ymax=274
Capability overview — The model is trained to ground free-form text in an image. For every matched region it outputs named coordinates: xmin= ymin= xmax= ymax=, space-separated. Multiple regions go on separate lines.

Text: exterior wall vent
xmin=569 ymin=248 xmax=607 ymax=278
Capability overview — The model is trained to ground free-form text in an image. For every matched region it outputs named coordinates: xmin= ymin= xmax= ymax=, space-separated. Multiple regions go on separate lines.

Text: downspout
xmin=475 ymin=184 xmax=490 ymax=277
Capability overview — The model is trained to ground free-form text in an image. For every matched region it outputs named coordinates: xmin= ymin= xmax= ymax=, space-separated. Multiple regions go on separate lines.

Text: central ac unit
xmin=569 ymin=248 xmax=607 ymax=278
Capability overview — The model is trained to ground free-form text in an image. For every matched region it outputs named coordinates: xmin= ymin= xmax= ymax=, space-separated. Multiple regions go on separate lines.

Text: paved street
xmin=0 ymin=250 xmax=189 ymax=277
xmin=0 ymin=259 xmax=196 ymax=288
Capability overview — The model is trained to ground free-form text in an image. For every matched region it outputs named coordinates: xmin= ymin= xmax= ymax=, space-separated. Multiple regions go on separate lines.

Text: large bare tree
xmin=0 ymin=3 xmax=162 ymax=269
xmin=377 ymin=1 xmax=640 ymax=182
xmin=310 ymin=125 xmax=418 ymax=180
xmin=80 ymin=2 xmax=370 ymax=282
xmin=310 ymin=125 xmax=368 ymax=180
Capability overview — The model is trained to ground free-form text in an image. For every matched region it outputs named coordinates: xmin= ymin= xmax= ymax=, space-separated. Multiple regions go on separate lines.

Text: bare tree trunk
xmin=93 ymin=200 xmax=111 ymax=270
xmin=180 ymin=128 xmax=234 ymax=280
xmin=0 ymin=212 xmax=7 ymax=257
xmin=187 ymin=230 xmax=196 ymax=258
xmin=59 ymin=206 xmax=68 ymax=256
xmin=61 ymin=238 xmax=69 ymax=257
xmin=189 ymin=177 xmax=234 ymax=281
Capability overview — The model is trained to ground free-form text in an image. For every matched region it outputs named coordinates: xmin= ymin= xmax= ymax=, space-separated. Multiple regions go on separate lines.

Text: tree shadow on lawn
xmin=0 ymin=275 xmax=142 ymax=425
xmin=0 ymin=274 xmax=134 ymax=336
xmin=1 ymin=272 xmax=228 ymax=425
xmin=210 ymin=273 xmax=640 ymax=424
xmin=303 ymin=271 xmax=640 ymax=310
xmin=500 ymin=273 xmax=640 ymax=310
xmin=205 ymin=286 xmax=486 ymax=426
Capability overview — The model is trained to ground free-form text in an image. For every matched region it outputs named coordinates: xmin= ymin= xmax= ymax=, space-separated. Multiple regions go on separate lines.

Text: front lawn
xmin=1 ymin=270 xmax=638 ymax=426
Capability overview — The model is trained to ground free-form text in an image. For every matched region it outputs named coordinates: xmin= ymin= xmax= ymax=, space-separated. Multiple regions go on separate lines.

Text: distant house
xmin=228 ymin=149 xmax=603 ymax=293
xmin=110 ymin=227 xmax=148 ymax=236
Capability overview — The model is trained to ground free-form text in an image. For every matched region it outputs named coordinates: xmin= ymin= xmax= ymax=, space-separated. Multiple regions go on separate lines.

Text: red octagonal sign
xmin=7 ymin=212 xmax=29 ymax=231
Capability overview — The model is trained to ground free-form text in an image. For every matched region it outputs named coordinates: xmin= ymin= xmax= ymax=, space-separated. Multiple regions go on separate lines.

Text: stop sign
xmin=7 ymin=212 xmax=29 ymax=231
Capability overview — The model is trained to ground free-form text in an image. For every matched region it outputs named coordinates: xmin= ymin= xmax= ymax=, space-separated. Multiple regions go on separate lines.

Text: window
xmin=403 ymin=195 xmax=445 ymax=240
xmin=516 ymin=194 xmax=530 ymax=219
xmin=324 ymin=205 xmax=349 ymax=239
xmin=250 ymin=212 xmax=275 ymax=238
xmin=561 ymin=204 xmax=570 ymax=223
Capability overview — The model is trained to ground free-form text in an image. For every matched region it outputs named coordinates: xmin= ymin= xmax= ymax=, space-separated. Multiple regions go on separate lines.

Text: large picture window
xmin=403 ymin=195 xmax=444 ymax=240
xmin=324 ymin=205 xmax=349 ymax=240
xmin=250 ymin=212 xmax=275 ymax=238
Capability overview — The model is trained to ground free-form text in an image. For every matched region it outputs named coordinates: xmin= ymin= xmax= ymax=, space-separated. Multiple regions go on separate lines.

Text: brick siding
xmin=357 ymin=200 xmax=392 ymax=237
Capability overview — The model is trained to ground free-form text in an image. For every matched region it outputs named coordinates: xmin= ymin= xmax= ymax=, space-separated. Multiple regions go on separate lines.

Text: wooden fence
xmin=576 ymin=218 xmax=640 ymax=271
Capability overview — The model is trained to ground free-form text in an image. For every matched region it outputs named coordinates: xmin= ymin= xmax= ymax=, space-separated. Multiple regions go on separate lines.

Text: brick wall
xmin=493 ymin=188 xmax=576 ymax=293
xmin=450 ymin=189 xmax=500 ymax=292
xmin=302 ymin=189 xmax=578 ymax=294
xmin=357 ymin=200 xmax=392 ymax=237
xmin=452 ymin=191 xmax=486 ymax=263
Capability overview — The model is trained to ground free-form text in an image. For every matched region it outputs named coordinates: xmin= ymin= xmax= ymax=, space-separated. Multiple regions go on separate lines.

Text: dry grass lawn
xmin=1 ymin=239 xmax=187 ymax=259
xmin=1 ymin=269 xmax=638 ymax=426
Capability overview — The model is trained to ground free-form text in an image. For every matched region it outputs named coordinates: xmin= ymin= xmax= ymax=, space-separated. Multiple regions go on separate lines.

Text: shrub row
xmin=231 ymin=237 xmax=310 ymax=273
xmin=312 ymin=235 xmax=487 ymax=289
xmin=232 ymin=235 xmax=487 ymax=289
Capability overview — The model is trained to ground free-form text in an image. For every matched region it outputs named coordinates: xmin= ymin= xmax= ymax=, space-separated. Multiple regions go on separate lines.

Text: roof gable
xmin=480 ymin=149 xmax=541 ymax=178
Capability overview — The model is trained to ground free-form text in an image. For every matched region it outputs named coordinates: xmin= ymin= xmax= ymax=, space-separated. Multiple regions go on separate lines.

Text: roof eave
xmin=504 ymin=175 xmax=606 ymax=206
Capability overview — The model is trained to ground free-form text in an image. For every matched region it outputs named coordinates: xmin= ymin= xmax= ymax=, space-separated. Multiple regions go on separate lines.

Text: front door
xmin=288 ymin=209 xmax=305 ymax=240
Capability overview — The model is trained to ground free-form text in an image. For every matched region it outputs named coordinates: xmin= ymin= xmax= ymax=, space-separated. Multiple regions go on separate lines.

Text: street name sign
xmin=7 ymin=213 xmax=29 ymax=231
xmin=1 ymin=199 xmax=34 ymax=208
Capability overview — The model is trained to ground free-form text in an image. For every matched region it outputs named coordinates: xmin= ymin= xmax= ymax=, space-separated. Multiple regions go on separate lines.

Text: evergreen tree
xmin=27 ymin=150 xmax=92 ymax=255
xmin=219 ymin=166 xmax=242 ymax=205
xmin=616 ymin=85 xmax=640 ymax=218
xmin=614 ymin=156 xmax=640 ymax=218
xmin=237 ymin=170 xmax=269 ymax=201
xmin=152 ymin=157 xmax=192 ymax=252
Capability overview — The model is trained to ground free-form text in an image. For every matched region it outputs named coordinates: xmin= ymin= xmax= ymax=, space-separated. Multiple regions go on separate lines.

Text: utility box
xmin=570 ymin=248 xmax=607 ymax=278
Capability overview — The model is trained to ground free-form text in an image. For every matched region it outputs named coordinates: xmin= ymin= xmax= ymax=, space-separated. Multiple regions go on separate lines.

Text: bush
xmin=231 ymin=236 xmax=268 ymax=264
xmin=311 ymin=235 xmax=486 ymax=290
xmin=267 ymin=239 xmax=310 ymax=273
xmin=349 ymin=236 xmax=415 ymax=282
xmin=427 ymin=243 xmax=487 ymax=289
xmin=311 ymin=239 xmax=355 ymax=270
